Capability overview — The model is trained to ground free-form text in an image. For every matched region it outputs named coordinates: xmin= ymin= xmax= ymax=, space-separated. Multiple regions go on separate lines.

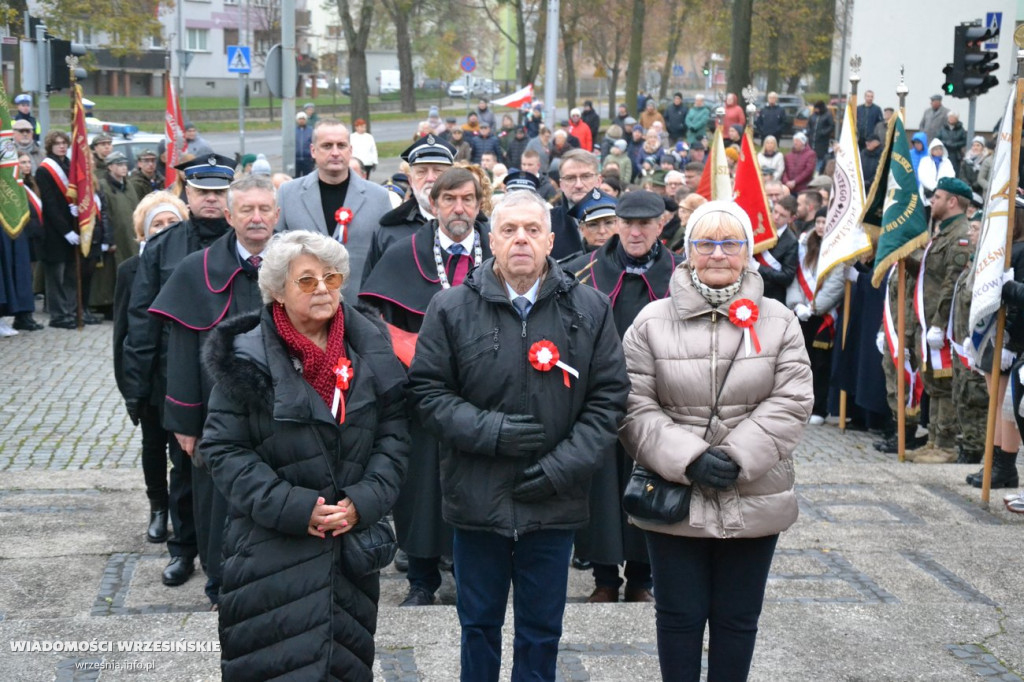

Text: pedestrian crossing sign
xmin=227 ymin=46 xmax=252 ymax=74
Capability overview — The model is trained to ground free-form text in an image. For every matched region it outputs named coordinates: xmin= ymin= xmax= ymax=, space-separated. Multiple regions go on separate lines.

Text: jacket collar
xmin=669 ymin=264 xmax=764 ymax=321
xmin=585 ymin=235 xmax=679 ymax=305
xmin=466 ymin=256 xmax=576 ymax=307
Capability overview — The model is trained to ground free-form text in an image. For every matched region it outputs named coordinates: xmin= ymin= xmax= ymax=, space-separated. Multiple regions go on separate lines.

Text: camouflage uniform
xmin=917 ymin=213 xmax=971 ymax=450
xmin=883 ymin=262 xmax=921 ymax=427
xmin=951 ymin=264 xmax=987 ymax=460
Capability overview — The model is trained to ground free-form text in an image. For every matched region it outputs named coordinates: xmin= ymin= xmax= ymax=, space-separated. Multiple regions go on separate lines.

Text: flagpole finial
xmin=849 ymin=55 xmax=861 ymax=84
xmin=742 ymin=84 xmax=759 ymax=118
xmin=896 ymin=65 xmax=909 ymax=96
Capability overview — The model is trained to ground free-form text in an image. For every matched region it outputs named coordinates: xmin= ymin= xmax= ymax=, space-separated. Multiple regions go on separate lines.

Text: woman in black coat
xmin=201 ymin=230 xmax=409 ymax=682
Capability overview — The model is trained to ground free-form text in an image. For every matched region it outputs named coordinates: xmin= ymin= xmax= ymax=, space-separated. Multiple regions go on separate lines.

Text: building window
xmin=186 ymin=28 xmax=209 ymax=52
xmin=224 ymin=0 xmax=238 ymax=4
xmin=150 ymin=33 xmax=163 ymax=49
xmin=223 ymin=28 xmax=239 ymax=53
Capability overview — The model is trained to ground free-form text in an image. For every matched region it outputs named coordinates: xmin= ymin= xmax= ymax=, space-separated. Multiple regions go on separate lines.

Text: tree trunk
xmin=658 ymin=6 xmax=685 ymax=102
xmin=562 ymin=26 xmax=576 ymax=110
xmin=608 ymin=46 xmax=622 ymax=120
xmin=625 ymin=0 xmax=645 ymax=117
xmin=766 ymin=30 xmax=780 ymax=93
xmin=786 ymin=74 xmax=801 ymax=94
xmin=727 ymin=0 xmax=753 ymax=98
xmin=336 ymin=0 xmax=375 ymax=126
xmin=392 ymin=9 xmax=417 ymax=113
xmin=515 ymin=0 xmax=528 ymax=85
xmin=526 ymin=0 xmax=547 ymax=86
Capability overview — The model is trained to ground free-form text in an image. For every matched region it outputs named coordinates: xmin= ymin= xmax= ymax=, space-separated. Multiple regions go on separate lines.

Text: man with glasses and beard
xmin=360 ymin=167 xmax=492 ymax=607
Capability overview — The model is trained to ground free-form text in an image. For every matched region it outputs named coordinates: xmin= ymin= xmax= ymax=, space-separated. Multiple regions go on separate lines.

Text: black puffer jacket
xmin=407 ymin=258 xmax=629 ymax=536
xmin=201 ymin=304 xmax=409 ymax=682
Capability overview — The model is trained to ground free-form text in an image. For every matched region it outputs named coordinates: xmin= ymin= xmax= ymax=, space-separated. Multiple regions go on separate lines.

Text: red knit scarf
xmin=273 ymin=302 xmax=348 ymax=420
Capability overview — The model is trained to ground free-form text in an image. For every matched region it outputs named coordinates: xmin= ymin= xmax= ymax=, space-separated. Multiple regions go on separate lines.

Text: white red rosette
xmin=332 ymin=357 xmax=353 ymax=423
xmin=335 ymin=207 xmax=354 ymax=244
xmin=728 ymin=299 xmax=761 ymax=357
xmin=528 ymin=339 xmax=579 ymax=387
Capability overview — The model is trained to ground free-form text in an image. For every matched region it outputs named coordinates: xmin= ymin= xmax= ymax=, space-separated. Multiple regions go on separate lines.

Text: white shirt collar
xmin=236 ymin=241 xmax=256 ymax=262
xmin=437 ymin=228 xmax=475 ymax=253
xmin=776 ymin=223 xmax=788 ymax=236
xmin=505 ymin=278 xmax=541 ymax=305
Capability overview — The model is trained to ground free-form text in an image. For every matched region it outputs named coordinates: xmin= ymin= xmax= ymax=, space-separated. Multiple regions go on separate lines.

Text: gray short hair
xmin=258 ymin=231 xmax=351 ymax=304
xmin=490 ymin=190 xmax=551 ymax=233
xmin=227 ymin=174 xmax=276 ymax=211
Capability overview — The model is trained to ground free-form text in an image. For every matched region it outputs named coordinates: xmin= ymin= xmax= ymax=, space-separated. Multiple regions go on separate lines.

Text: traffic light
xmin=47 ymin=38 xmax=87 ymax=91
xmin=942 ymin=21 xmax=999 ymax=98
xmin=702 ymin=61 xmax=710 ymax=77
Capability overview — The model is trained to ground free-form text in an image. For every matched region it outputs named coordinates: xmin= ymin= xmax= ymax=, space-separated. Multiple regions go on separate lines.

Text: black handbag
xmin=340 ymin=519 xmax=399 ymax=578
xmin=622 ymin=465 xmax=692 ymax=523
xmin=622 ymin=334 xmax=743 ymax=524
xmin=313 ymin=426 xmax=399 ymax=577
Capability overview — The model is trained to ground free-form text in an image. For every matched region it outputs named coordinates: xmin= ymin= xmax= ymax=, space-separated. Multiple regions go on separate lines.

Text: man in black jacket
xmin=567 ymin=191 xmax=679 ymax=604
xmin=363 ymin=135 xmax=456 ymax=283
xmin=149 ymin=174 xmax=274 ymax=606
xmin=407 ymin=189 xmax=629 ymax=681
xmin=361 ymin=167 xmax=491 ymax=608
xmin=756 ymin=195 xmax=799 ymax=303
xmin=664 ymin=92 xmax=688 ymax=144
xmin=755 ymin=91 xmax=789 ymax=142
xmin=121 ymin=153 xmax=236 ymax=588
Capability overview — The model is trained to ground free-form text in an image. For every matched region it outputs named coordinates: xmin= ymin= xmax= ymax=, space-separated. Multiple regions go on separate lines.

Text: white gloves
xmin=1001 ymin=349 xmax=1016 ymax=371
xmin=64 ymin=231 xmax=80 ymax=246
xmin=926 ymin=326 xmax=945 ymax=350
xmin=1003 ymin=267 xmax=1016 ymax=285
xmin=794 ymin=304 xmax=812 ymax=321
xmin=69 ymin=205 xmax=78 ymax=217
xmin=876 ymin=330 xmax=885 ymax=355
xmin=846 ymin=267 xmax=859 ymax=283
xmin=101 ymin=243 xmax=109 ymax=253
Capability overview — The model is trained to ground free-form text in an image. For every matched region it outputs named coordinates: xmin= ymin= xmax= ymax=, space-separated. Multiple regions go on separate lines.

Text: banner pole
xmin=839 ymin=58 xmax=861 ymax=432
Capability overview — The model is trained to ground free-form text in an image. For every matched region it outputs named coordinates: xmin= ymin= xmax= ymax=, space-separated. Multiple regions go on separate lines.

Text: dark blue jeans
xmin=646 ymin=532 xmax=779 ymax=682
xmin=452 ymin=528 xmax=574 ymax=682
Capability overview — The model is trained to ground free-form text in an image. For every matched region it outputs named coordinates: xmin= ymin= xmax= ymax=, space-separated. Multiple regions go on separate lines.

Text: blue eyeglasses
xmin=691 ymin=239 xmax=747 ymax=256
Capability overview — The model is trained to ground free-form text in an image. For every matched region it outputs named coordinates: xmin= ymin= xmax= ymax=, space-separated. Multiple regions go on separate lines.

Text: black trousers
xmin=139 ymin=409 xmax=168 ymax=507
xmin=646 ymin=532 xmax=779 ymax=682
xmin=800 ymin=316 xmax=833 ymax=417
xmin=592 ymin=561 xmax=652 ymax=590
xmin=166 ymin=437 xmax=197 ymax=561
xmin=192 ymin=460 xmax=228 ymax=604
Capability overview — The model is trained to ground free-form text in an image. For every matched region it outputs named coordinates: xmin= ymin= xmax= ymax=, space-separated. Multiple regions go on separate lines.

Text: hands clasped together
xmin=308 ymin=496 xmax=360 ymax=538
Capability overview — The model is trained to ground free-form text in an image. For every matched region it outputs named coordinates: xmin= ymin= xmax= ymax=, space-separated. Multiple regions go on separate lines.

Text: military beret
xmin=936 ymin=176 xmax=972 ymax=200
xmin=616 ymin=190 xmax=664 ymax=220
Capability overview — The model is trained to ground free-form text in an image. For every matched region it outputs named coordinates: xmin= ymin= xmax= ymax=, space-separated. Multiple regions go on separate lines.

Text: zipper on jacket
xmin=710 ymin=311 xmax=719 ymax=407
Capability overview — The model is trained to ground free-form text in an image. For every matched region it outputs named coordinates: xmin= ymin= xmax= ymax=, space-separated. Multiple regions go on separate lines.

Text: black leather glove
xmin=495 ymin=414 xmax=546 ymax=457
xmin=512 ymin=463 xmax=557 ymax=502
xmin=686 ymin=447 xmax=740 ymax=489
xmin=125 ymin=398 xmax=142 ymax=427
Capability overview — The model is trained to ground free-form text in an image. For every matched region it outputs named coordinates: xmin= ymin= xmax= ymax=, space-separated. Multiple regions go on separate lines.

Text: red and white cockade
xmin=728 ymin=299 xmax=762 ymax=357
xmin=528 ymin=340 xmax=579 ymax=388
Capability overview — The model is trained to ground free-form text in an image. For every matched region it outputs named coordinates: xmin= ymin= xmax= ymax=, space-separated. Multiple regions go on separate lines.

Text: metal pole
xmin=966 ymin=95 xmax=977 ymax=146
xmin=238 ymin=74 xmax=245 ymax=157
xmin=35 ymin=23 xmax=48 ymax=136
xmin=281 ymin=0 xmax=296 ymax=176
xmin=178 ymin=0 xmax=187 ymax=115
xmin=543 ymin=0 xmax=559 ymax=134
xmin=839 ymin=56 xmax=861 ymax=432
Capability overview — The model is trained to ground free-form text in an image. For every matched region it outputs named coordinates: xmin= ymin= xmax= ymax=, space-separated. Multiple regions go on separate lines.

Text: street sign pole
xmin=239 ymin=73 xmax=245 ymax=157
xmin=228 ymin=46 xmax=253 ymax=157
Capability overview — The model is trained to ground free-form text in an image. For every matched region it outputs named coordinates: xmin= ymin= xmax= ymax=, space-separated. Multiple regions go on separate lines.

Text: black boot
xmin=956 ymin=444 xmax=983 ymax=465
xmin=967 ymin=449 xmax=1020 ymax=488
xmin=874 ymin=425 xmax=928 ymax=453
xmin=147 ymin=502 xmax=168 ymax=543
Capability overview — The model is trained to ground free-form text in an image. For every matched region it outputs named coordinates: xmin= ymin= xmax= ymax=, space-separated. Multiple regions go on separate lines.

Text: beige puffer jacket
xmin=620 ymin=264 xmax=813 ymax=539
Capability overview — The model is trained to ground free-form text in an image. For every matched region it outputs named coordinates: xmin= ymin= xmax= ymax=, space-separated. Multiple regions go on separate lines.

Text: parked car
xmin=471 ymin=79 xmax=501 ymax=97
xmin=421 ymin=78 xmax=446 ymax=91
xmin=447 ymin=81 xmax=468 ymax=98
xmin=340 ymin=77 xmax=351 ymax=95
xmin=303 ymin=76 xmax=329 ymax=90
xmin=88 ymin=123 xmax=164 ymax=173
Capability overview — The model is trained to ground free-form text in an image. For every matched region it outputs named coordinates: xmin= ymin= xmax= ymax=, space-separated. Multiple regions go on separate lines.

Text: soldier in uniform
xmin=148 ymin=174 xmax=275 ymax=607
xmin=121 ymin=153 xmax=236 ymax=588
xmin=567 ymin=190 xmax=681 ymax=603
xmin=913 ymin=177 xmax=972 ymax=463
xmin=362 ymin=135 xmax=457 ymax=284
xmin=949 ymin=211 xmax=988 ymax=464
xmin=359 ymin=167 xmax=492 ymax=606
xmin=130 ymin=149 xmax=165 ymax=198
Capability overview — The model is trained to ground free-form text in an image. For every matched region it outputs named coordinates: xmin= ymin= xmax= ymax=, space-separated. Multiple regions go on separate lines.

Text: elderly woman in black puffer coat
xmin=201 ymin=230 xmax=409 ymax=681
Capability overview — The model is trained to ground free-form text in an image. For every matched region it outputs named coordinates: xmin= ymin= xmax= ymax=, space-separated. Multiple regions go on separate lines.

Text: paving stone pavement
xmin=2 ymin=309 xmax=1024 ymax=680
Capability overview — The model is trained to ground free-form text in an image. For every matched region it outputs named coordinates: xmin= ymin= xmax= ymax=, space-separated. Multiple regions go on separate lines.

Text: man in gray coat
xmin=276 ymin=119 xmax=393 ymax=300
xmin=919 ymin=95 xmax=950 ymax=143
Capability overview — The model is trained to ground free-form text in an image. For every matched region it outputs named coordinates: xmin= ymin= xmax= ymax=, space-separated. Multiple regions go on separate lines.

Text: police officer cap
xmin=503 ymin=168 xmax=541 ymax=193
xmin=616 ymin=190 xmax=665 ymax=220
xmin=175 ymin=153 xmax=236 ymax=190
xmin=401 ymin=134 xmax=455 ymax=166
xmin=935 ymin=177 xmax=972 ymax=200
xmin=569 ymin=188 xmax=618 ymax=223
xmin=14 ymin=94 xmax=31 ymax=105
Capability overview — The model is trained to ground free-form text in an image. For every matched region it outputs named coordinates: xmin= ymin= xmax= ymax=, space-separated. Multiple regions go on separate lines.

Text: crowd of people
xmin=3 ymin=85 xmax=1024 ymax=682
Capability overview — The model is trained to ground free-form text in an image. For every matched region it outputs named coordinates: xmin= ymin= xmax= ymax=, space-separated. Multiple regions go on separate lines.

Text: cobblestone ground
xmin=0 ymin=307 xmax=891 ymax=471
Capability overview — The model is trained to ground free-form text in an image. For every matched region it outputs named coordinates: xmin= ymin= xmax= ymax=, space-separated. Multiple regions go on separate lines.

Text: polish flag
xmin=491 ymin=84 xmax=533 ymax=109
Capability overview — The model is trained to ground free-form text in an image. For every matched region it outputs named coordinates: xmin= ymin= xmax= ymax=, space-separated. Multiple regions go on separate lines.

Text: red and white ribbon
xmin=335 ymin=207 xmax=354 ymax=244
xmin=528 ymin=340 xmax=579 ymax=388
xmin=332 ymin=357 xmax=353 ymax=423
xmin=729 ymin=299 xmax=761 ymax=357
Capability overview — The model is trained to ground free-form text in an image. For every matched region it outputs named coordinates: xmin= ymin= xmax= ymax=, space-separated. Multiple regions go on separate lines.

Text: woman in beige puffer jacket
xmin=619 ymin=201 xmax=812 ymax=682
